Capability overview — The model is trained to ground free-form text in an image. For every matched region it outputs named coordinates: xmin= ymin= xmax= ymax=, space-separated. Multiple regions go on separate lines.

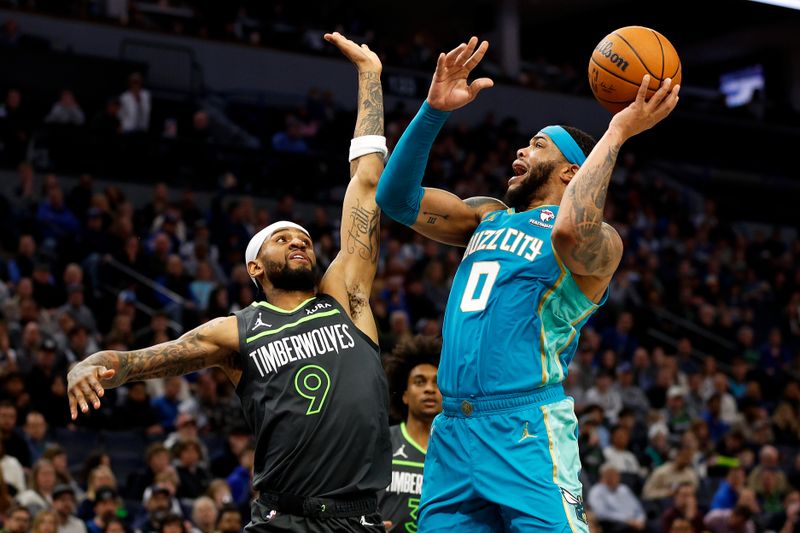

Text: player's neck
xmin=262 ymin=288 xmax=317 ymax=311
xmin=524 ymin=190 xmax=563 ymax=212
xmin=405 ymin=415 xmax=433 ymax=451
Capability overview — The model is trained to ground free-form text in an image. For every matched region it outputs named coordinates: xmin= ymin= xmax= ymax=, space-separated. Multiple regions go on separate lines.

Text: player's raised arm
xmin=66 ymin=316 xmax=240 ymax=419
xmin=376 ymin=37 xmax=503 ymax=247
xmin=553 ymin=75 xmax=680 ymax=301
xmin=319 ymin=32 xmax=386 ymax=344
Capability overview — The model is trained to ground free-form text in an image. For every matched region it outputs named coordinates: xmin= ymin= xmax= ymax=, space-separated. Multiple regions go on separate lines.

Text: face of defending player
xmin=504 ymin=133 xmax=578 ymax=211
xmin=403 ymin=363 xmax=442 ymax=422
xmin=252 ymin=229 xmax=319 ymax=292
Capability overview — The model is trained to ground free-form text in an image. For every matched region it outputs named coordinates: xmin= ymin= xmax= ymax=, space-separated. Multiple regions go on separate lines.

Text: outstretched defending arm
xmin=67 ymin=316 xmax=240 ymax=419
xmin=318 ymin=32 xmax=385 ymax=345
xmin=553 ymin=75 xmax=680 ymax=302
xmin=377 ymin=37 xmax=503 ymax=247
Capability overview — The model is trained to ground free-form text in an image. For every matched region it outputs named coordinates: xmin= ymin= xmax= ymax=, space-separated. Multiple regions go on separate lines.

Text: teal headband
xmin=539 ymin=125 xmax=586 ymax=166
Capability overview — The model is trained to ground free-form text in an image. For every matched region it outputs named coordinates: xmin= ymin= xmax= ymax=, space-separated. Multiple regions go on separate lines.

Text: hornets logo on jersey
xmin=439 ymin=205 xmax=607 ymax=398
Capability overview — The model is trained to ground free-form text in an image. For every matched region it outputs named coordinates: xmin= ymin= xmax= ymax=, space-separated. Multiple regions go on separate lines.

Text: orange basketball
xmin=588 ymin=26 xmax=681 ymax=114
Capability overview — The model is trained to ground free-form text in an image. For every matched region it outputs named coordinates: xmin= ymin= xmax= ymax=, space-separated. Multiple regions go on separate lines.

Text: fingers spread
xmin=71 ymin=386 xmax=88 ymax=414
xmin=454 ymin=36 xmax=479 ymax=66
xmin=464 ymin=40 xmax=490 ymax=71
xmin=468 ymin=77 xmax=494 ymax=98
xmin=89 ymin=376 xmax=105 ymax=398
xmin=445 ymin=43 xmax=467 ymax=66
xmin=80 ymin=382 xmax=100 ymax=409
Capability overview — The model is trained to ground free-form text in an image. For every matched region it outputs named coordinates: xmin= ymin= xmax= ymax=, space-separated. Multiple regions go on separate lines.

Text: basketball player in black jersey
xmin=379 ymin=336 xmax=442 ymax=532
xmin=67 ymin=32 xmax=390 ymax=532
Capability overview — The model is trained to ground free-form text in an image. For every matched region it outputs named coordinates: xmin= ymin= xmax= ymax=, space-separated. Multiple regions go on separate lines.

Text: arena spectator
xmin=45 ymin=90 xmax=85 ymax=126
xmin=642 ymin=445 xmax=700 ymax=500
xmin=224 ymin=444 xmax=254 ymax=508
xmin=132 ymin=485 xmax=172 ymax=533
xmin=173 ymin=438 xmax=211 ymax=499
xmin=660 ymin=483 xmax=705 ymax=533
xmin=0 ymin=438 xmax=25 ymax=495
xmin=710 ymin=467 xmax=748 ymax=511
xmin=31 ymin=509 xmax=59 ymax=533
xmin=83 ymin=485 xmax=118 ymax=533
xmin=214 ymin=505 xmax=241 ymax=533
xmin=152 ymin=378 xmax=182 ymax=433
xmin=43 ymin=445 xmax=83 ymax=501
xmin=114 ymin=382 xmax=162 ymax=434
xmin=588 ymin=463 xmax=646 ymax=532
xmin=52 ymin=484 xmax=87 ymax=533
xmin=77 ymin=465 xmax=117 ymax=521
xmin=586 ymin=370 xmax=623 ymax=424
xmin=209 ymin=425 xmax=251 ymax=479
xmin=205 ymin=480 xmax=233 ymax=511
xmin=125 ymin=443 xmax=170 ymax=500
xmin=118 ymin=73 xmax=151 ymax=134
xmin=747 ymin=445 xmax=789 ymax=496
xmin=1 ymin=505 xmax=32 ymax=533
xmin=17 ymin=458 xmax=57 ymax=516
xmin=603 ymin=425 xmax=643 ymax=479
xmin=189 ymin=497 xmax=216 ymax=533
xmin=703 ymin=505 xmax=755 ymax=533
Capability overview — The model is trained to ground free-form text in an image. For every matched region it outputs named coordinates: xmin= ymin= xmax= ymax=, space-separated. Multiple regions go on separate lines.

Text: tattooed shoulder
xmin=464 ymin=196 xmax=508 ymax=218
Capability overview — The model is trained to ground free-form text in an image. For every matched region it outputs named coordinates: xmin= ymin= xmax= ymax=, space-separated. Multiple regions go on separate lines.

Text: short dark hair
xmin=6 ymin=505 xmax=31 ymax=518
xmin=559 ymin=126 xmax=597 ymax=158
xmin=383 ymin=336 xmax=441 ymax=422
xmin=145 ymin=442 xmax=169 ymax=463
xmin=216 ymin=504 xmax=241 ymax=526
xmin=158 ymin=513 xmax=184 ymax=533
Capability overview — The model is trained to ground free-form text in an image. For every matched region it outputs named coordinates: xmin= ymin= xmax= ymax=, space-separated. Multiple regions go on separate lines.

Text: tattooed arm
xmin=553 ymin=75 xmax=680 ymax=302
xmin=67 ymin=316 xmax=240 ymax=419
xmin=319 ymin=32 xmax=384 ymax=344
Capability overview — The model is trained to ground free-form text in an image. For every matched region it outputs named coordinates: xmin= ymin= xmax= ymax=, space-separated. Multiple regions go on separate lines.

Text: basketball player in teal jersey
xmin=67 ymin=33 xmax=393 ymax=532
xmin=376 ymin=37 xmax=679 ymax=532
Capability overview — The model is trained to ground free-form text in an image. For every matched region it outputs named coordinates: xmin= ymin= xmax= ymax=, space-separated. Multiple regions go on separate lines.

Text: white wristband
xmin=349 ymin=135 xmax=388 ymax=162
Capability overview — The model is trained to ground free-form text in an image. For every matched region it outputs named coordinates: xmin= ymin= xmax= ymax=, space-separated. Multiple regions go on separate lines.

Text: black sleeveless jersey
xmin=233 ymin=293 xmax=391 ymax=497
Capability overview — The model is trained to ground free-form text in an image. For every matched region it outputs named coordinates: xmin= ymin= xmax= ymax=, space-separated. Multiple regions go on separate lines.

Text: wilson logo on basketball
xmin=595 ymin=40 xmax=630 ymax=72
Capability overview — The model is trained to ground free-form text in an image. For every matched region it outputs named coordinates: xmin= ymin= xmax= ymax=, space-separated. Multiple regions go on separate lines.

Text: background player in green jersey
xmin=66 ymin=32 xmax=392 ymax=533
xmin=379 ymin=336 xmax=442 ymax=532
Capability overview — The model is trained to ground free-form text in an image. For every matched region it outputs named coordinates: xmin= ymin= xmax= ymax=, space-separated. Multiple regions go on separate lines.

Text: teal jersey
xmin=440 ymin=205 xmax=606 ymax=398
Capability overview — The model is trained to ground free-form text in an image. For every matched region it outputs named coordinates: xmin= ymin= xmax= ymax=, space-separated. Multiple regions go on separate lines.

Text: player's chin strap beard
xmin=504 ymin=160 xmax=558 ymax=211
xmin=265 ymin=259 xmax=320 ymax=292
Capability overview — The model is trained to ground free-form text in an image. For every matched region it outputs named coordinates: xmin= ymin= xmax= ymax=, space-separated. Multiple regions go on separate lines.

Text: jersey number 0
xmin=459 ymin=261 xmax=500 ymax=312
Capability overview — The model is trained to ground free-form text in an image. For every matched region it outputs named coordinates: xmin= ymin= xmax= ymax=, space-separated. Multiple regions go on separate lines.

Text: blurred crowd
xmin=0 ymin=6 xmax=798 ymax=533
xmin=0 ymin=0 xmax=583 ymax=94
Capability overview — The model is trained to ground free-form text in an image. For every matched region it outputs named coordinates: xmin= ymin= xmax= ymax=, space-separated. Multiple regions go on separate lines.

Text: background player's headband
xmin=539 ymin=125 xmax=587 ymax=166
xmin=245 ymin=221 xmax=311 ymax=283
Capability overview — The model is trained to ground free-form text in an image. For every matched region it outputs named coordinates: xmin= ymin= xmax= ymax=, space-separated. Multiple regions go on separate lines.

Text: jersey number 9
xmin=294 ymin=364 xmax=331 ymax=415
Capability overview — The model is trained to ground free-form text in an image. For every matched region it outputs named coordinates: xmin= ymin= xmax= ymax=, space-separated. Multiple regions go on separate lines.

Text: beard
xmin=265 ymin=258 xmax=318 ymax=292
xmin=503 ymin=160 xmax=559 ymax=211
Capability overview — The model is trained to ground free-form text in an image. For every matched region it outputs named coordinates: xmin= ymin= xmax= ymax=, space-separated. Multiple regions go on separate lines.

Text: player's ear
xmin=247 ymin=259 xmax=263 ymax=280
xmin=402 ymin=390 xmax=409 ymax=406
xmin=560 ymin=163 xmax=579 ymax=184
